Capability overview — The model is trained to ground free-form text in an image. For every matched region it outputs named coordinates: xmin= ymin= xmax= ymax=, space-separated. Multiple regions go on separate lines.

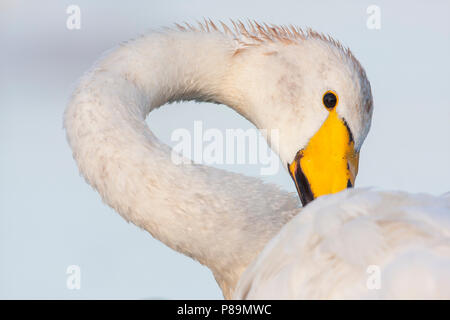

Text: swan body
xmin=64 ymin=21 xmax=450 ymax=299
xmin=234 ymin=188 xmax=450 ymax=299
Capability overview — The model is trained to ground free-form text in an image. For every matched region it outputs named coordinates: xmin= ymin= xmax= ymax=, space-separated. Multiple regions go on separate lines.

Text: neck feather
xmin=64 ymin=30 xmax=298 ymax=298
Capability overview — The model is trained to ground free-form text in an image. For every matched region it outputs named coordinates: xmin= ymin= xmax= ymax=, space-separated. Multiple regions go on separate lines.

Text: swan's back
xmin=234 ymin=188 xmax=450 ymax=299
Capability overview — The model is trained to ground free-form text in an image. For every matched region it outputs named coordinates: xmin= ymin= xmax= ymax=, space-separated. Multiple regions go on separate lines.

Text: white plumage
xmin=64 ymin=21 xmax=450 ymax=299
xmin=234 ymin=188 xmax=450 ymax=299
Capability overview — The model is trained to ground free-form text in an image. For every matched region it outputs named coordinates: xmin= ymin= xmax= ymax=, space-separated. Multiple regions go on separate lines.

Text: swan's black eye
xmin=323 ymin=91 xmax=338 ymax=110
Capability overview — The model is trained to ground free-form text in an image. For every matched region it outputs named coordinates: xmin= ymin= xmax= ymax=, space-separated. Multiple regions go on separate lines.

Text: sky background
xmin=1 ymin=0 xmax=449 ymax=299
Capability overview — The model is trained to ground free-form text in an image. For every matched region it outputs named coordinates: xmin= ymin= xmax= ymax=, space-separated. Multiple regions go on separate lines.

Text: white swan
xmin=64 ymin=20 xmax=450 ymax=299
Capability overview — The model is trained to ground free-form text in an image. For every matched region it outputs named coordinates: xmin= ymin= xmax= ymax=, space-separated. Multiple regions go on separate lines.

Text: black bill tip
xmin=288 ymin=161 xmax=314 ymax=207
xmin=347 ymin=179 xmax=353 ymax=188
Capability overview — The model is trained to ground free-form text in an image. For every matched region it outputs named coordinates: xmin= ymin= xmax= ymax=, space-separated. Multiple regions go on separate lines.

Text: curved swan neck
xmin=65 ymin=30 xmax=298 ymax=299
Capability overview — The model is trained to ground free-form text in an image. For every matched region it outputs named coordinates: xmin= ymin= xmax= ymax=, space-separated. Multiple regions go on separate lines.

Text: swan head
xmin=225 ymin=24 xmax=373 ymax=206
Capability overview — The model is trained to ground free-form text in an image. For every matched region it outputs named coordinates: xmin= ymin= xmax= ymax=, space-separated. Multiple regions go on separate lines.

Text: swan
xmin=64 ymin=20 xmax=450 ymax=299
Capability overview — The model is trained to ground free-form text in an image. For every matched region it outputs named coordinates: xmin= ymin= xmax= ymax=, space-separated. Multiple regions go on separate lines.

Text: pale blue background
xmin=0 ymin=0 xmax=449 ymax=299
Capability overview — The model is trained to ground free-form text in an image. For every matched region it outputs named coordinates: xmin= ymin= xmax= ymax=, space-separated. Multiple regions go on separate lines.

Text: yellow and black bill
xmin=288 ymin=110 xmax=359 ymax=206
